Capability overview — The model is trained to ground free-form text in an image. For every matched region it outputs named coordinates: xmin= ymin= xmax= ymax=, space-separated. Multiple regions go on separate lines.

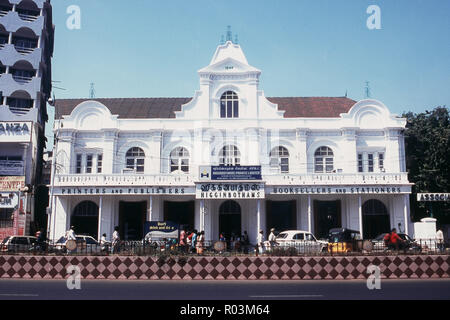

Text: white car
xmin=265 ymin=230 xmax=328 ymax=254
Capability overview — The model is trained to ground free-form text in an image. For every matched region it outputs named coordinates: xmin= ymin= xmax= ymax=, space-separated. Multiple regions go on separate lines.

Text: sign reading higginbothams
xmin=0 ymin=122 xmax=32 ymax=143
xmin=196 ymin=183 xmax=265 ymax=199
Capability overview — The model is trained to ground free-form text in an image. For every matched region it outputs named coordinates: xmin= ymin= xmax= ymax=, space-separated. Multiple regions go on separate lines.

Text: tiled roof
xmin=54 ymin=97 xmax=356 ymax=119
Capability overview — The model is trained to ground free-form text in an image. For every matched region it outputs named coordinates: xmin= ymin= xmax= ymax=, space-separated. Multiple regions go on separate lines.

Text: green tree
xmin=403 ymin=106 xmax=450 ymax=223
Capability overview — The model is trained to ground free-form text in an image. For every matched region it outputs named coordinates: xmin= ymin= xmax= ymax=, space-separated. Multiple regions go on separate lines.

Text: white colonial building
xmin=49 ymin=38 xmax=412 ymax=243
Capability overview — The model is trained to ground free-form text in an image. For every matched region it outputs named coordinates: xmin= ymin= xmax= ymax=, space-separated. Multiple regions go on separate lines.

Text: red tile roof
xmin=54 ymin=97 xmax=356 ymax=119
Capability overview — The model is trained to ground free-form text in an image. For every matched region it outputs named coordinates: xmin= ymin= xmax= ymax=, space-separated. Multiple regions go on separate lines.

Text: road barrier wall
xmin=0 ymin=255 xmax=448 ymax=280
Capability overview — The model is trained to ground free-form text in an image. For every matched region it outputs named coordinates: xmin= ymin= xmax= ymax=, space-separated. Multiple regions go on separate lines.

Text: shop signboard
xmin=417 ymin=193 xmax=450 ymax=202
xmin=0 ymin=122 xmax=32 ymax=143
xmin=199 ymin=166 xmax=262 ymax=181
xmin=143 ymin=221 xmax=179 ymax=239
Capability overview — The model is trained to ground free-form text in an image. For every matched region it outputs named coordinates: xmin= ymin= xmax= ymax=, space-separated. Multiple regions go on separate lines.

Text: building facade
xmin=0 ymin=0 xmax=54 ymax=239
xmin=50 ymin=39 xmax=412 ymax=243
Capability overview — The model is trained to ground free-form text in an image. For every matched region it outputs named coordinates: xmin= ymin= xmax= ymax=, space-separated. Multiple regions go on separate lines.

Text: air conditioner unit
xmin=122 ymin=168 xmax=135 ymax=174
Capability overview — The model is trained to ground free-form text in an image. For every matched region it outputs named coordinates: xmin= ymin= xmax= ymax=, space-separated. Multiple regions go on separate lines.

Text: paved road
xmin=0 ymin=278 xmax=449 ymax=300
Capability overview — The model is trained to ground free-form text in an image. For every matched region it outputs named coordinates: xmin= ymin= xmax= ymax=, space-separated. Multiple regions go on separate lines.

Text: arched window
xmin=219 ymin=200 xmax=242 ymax=241
xmin=170 ymin=147 xmax=189 ymax=173
xmin=219 ymin=145 xmax=240 ymax=166
xmin=270 ymin=146 xmax=290 ymax=173
xmin=71 ymin=201 xmax=99 ymax=239
xmin=126 ymin=147 xmax=145 ymax=173
xmin=220 ymin=91 xmax=239 ymax=118
xmin=314 ymin=146 xmax=334 ymax=173
xmin=362 ymin=199 xmax=390 ymax=239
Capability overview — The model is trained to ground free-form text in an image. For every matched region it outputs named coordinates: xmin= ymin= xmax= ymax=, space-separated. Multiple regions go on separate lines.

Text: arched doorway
xmin=219 ymin=200 xmax=241 ymax=241
xmin=71 ymin=201 xmax=99 ymax=239
xmin=363 ymin=199 xmax=390 ymax=239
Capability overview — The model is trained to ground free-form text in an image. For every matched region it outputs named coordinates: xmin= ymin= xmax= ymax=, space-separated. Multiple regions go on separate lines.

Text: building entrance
xmin=314 ymin=200 xmax=341 ymax=239
xmin=219 ymin=200 xmax=242 ymax=241
xmin=119 ymin=201 xmax=146 ymax=240
xmin=266 ymin=200 xmax=297 ymax=235
xmin=164 ymin=201 xmax=195 ymax=230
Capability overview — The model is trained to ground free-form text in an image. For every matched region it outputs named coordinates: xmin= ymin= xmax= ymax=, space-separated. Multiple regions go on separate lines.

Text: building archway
xmin=363 ymin=199 xmax=390 ymax=239
xmin=71 ymin=201 xmax=99 ymax=239
xmin=219 ymin=200 xmax=241 ymax=241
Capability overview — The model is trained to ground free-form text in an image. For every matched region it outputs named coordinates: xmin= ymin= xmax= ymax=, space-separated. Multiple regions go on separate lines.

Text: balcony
xmin=54 ymin=174 xmax=197 ymax=188
xmin=53 ymin=172 xmax=410 ymax=188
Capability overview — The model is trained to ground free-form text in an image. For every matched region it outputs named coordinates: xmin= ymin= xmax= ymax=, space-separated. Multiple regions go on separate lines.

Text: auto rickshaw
xmin=327 ymin=228 xmax=362 ymax=254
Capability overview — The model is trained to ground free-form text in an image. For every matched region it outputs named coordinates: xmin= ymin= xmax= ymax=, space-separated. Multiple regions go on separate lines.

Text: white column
xmin=147 ymin=196 xmax=153 ymax=221
xmin=403 ymin=194 xmax=409 ymax=235
xmin=385 ymin=129 xmax=401 ymax=173
xmin=256 ymin=199 xmax=261 ymax=238
xmin=98 ymin=196 xmax=103 ymax=241
xmin=307 ymin=195 xmax=312 ymax=233
xmin=358 ymin=195 xmax=363 ymax=238
xmin=200 ymin=199 xmax=205 ymax=231
xmin=295 ymin=128 xmax=309 ymax=174
xmin=102 ymin=129 xmax=118 ymax=174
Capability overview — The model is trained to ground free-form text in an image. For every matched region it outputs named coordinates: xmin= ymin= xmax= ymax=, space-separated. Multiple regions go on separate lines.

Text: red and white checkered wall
xmin=0 ymin=255 xmax=449 ymax=280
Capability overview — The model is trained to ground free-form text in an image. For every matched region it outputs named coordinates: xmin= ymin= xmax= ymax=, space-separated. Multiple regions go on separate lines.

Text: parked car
xmin=52 ymin=235 xmax=104 ymax=254
xmin=372 ymin=233 xmax=422 ymax=253
xmin=265 ymin=230 xmax=328 ymax=254
xmin=0 ymin=236 xmax=37 ymax=253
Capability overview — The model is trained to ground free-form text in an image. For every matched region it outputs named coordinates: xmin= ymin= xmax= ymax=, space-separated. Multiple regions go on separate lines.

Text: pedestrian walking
xmin=436 ymin=229 xmax=445 ymax=253
xmin=111 ymin=226 xmax=120 ymax=254
xmin=66 ymin=226 xmax=76 ymax=254
xmin=268 ymin=228 xmax=277 ymax=250
xmin=100 ymin=233 xmax=108 ymax=253
xmin=196 ymin=231 xmax=205 ymax=255
xmin=186 ymin=230 xmax=193 ymax=252
xmin=191 ymin=229 xmax=198 ymax=253
xmin=257 ymin=229 xmax=265 ymax=255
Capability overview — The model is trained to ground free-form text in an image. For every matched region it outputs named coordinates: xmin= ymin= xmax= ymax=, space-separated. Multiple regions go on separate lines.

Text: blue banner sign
xmin=208 ymin=166 xmax=262 ymax=181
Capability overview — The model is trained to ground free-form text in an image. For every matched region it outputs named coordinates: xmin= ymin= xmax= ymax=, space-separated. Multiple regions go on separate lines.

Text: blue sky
xmin=51 ymin=0 xmax=449 ymax=115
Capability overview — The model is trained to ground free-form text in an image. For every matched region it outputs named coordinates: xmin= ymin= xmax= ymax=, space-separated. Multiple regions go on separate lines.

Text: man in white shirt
xmin=257 ymin=230 xmax=265 ymax=255
xmin=112 ymin=226 xmax=120 ymax=254
xmin=268 ymin=228 xmax=277 ymax=250
xmin=66 ymin=226 xmax=76 ymax=254
xmin=436 ymin=229 xmax=445 ymax=253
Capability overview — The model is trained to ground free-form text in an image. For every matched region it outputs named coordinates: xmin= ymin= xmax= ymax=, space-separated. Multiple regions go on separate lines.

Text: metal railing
xmin=14 ymin=46 xmax=36 ymax=54
xmin=18 ymin=13 xmax=39 ymax=22
xmin=0 ymin=238 xmax=447 ymax=257
xmin=12 ymin=74 xmax=33 ymax=83
xmin=8 ymin=106 xmax=32 ymax=115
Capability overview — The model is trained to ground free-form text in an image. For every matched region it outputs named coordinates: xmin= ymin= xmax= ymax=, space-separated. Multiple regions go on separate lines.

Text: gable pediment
xmin=198 ymin=57 xmax=261 ymax=75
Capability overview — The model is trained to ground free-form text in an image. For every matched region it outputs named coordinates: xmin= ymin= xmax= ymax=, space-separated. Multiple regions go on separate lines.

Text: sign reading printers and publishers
xmin=196 ymin=183 xmax=265 ymax=199
xmin=199 ymin=165 xmax=262 ymax=181
xmin=143 ymin=221 xmax=179 ymax=239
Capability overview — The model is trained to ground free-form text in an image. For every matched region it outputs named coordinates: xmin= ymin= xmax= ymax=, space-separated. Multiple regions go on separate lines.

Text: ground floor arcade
xmin=49 ymin=192 xmax=411 ymax=244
